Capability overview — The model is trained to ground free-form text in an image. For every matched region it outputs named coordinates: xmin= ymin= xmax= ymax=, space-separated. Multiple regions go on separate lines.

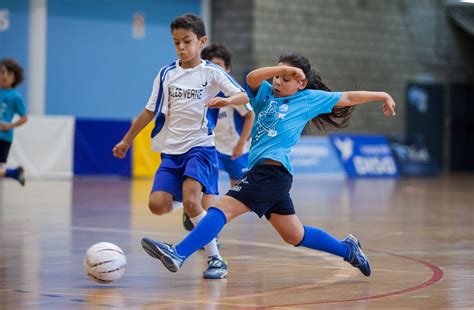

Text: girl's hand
xmin=285 ymin=67 xmax=306 ymax=82
xmin=207 ymin=97 xmax=231 ymax=108
xmin=112 ymin=140 xmax=131 ymax=159
xmin=383 ymin=94 xmax=396 ymax=116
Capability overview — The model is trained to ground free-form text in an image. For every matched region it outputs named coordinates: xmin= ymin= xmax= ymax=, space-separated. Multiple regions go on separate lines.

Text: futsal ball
xmin=83 ymin=242 xmax=127 ymax=284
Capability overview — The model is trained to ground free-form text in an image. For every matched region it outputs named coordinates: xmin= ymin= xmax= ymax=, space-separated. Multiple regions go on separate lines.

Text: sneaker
xmin=342 ymin=234 xmax=371 ymax=277
xmin=15 ymin=166 xmax=25 ymax=186
xmin=141 ymin=237 xmax=185 ymax=272
xmin=182 ymin=211 xmax=195 ymax=231
xmin=203 ymin=255 xmax=228 ymax=279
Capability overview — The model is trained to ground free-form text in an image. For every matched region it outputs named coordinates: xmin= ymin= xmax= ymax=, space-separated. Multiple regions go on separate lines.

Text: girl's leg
xmin=269 ymin=214 xmax=371 ymax=276
xmin=269 ymin=214 xmax=349 ymax=258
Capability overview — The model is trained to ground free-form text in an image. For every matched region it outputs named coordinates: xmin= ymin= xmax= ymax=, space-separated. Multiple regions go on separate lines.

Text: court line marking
xmin=252 ymin=248 xmax=444 ymax=308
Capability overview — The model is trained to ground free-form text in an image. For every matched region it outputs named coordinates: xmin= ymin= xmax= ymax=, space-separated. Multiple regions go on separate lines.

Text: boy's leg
xmin=182 ymin=178 xmax=227 ymax=279
xmin=141 ymin=196 xmax=250 ymax=272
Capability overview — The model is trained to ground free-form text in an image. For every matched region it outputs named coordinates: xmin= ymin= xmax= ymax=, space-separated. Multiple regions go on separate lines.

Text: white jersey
xmin=214 ymin=103 xmax=252 ymax=156
xmin=145 ymin=60 xmax=245 ymax=154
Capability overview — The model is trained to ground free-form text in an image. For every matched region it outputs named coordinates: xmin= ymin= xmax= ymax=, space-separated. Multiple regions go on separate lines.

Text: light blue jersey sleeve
xmin=14 ymin=94 xmax=26 ymax=116
xmin=305 ymin=90 xmax=342 ymax=120
xmin=245 ymin=80 xmax=272 ymax=112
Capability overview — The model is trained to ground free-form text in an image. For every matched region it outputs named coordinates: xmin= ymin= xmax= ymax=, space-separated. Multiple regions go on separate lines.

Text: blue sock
xmin=5 ymin=168 xmax=18 ymax=179
xmin=296 ymin=226 xmax=349 ymax=259
xmin=176 ymin=207 xmax=227 ymax=258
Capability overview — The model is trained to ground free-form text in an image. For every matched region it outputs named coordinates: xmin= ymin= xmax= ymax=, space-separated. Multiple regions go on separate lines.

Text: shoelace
xmin=207 ymin=256 xmax=225 ymax=268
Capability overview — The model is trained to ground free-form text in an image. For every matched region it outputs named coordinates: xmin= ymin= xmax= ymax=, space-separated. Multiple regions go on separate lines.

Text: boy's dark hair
xmin=278 ymin=53 xmax=354 ymax=131
xmin=170 ymin=13 xmax=206 ymax=38
xmin=201 ymin=43 xmax=232 ymax=68
xmin=0 ymin=59 xmax=24 ymax=88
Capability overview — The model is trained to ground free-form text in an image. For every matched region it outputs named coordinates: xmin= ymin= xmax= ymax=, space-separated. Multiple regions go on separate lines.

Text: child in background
xmin=141 ymin=52 xmax=397 ymax=277
xmin=0 ymin=59 xmax=28 ymax=186
xmin=113 ymin=14 xmax=248 ymax=279
xmin=182 ymin=43 xmax=254 ymax=231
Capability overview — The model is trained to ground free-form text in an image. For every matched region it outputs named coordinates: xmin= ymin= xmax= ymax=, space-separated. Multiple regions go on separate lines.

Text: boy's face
xmin=172 ymin=28 xmax=207 ymax=65
xmin=0 ymin=65 xmax=15 ymax=89
xmin=209 ymin=57 xmax=230 ymax=73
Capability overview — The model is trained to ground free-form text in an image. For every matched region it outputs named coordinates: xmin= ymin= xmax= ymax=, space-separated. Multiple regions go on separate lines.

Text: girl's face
xmin=0 ymin=65 xmax=14 ymax=89
xmin=172 ymin=28 xmax=207 ymax=68
xmin=272 ymin=63 xmax=306 ymax=98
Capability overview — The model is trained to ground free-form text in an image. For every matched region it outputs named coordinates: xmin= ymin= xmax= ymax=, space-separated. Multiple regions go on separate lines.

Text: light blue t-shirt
xmin=246 ymin=81 xmax=342 ymax=175
xmin=0 ymin=89 xmax=26 ymax=142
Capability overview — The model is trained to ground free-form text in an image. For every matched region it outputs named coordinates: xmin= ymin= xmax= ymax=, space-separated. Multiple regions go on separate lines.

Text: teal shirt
xmin=0 ymin=89 xmax=26 ymax=142
xmin=246 ymin=81 xmax=342 ymax=175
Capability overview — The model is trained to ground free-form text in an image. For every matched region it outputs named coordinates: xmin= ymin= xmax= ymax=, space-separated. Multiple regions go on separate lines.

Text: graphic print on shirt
xmin=0 ymin=101 xmax=6 ymax=118
xmin=254 ymin=99 xmax=289 ymax=141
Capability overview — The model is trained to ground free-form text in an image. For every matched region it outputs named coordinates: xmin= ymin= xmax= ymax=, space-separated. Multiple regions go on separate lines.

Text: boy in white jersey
xmin=113 ymin=13 xmax=248 ymax=279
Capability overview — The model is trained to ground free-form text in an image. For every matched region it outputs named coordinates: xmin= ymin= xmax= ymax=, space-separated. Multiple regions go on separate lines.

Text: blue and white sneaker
xmin=342 ymin=234 xmax=371 ymax=277
xmin=141 ymin=237 xmax=185 ymax=273
xmin=203 ymin=255 xmax=228 ymax=279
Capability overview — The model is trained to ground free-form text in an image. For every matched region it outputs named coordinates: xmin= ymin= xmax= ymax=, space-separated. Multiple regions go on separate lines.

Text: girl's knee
xmin=280 ymin=232 xmax=304 ymax=246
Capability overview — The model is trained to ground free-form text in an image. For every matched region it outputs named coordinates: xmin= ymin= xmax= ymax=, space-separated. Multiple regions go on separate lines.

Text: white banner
xmin=7 ymin=115 xmax=75 ymax=179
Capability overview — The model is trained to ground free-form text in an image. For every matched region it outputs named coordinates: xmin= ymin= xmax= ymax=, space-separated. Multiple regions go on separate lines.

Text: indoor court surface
xmin=1 ymin=174 xmax=473 ymax=309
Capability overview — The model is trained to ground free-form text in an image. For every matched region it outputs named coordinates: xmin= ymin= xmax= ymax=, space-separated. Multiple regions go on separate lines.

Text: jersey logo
xmin=230 ymin=176 xmax=248 ymax=192
xmin=201 ymin=81 xmax=208 ymax=87
xmin=254 ymin=99 xmax=288 ymax=141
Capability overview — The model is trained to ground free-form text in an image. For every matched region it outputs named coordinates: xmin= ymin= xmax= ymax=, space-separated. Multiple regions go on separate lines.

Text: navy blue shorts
xmin=226 ymin=164 xmax=295 ymax=220
xmin=0 ymin=139 xmax=11 ymax=163
xmin=217 ymin=151 xmax=248 ymax=180
xmin=151 ymin=146 xmax=219 ymax=201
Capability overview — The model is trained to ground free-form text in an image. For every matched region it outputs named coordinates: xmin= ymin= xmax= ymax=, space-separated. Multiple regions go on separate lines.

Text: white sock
xmin=191 ymin=210 xmax=222 ymax=259
xmin=172 ymin=201 xmax=183 ymax=211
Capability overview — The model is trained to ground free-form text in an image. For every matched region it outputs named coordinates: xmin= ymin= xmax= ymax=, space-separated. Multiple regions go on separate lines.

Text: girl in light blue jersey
xmin=141 ymin=53 xmax=396 ymax=277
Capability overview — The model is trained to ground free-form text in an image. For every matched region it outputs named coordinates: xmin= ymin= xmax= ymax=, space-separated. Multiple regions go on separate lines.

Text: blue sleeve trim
xmin=205 ymin=61 xmax=245 ymax=92
xmin=154 ymin=64 xmax=176 ymax=113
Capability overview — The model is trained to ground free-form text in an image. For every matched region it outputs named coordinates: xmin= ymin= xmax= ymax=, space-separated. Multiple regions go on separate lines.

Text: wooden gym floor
xmin=0 ymin=174 xmax=473 ymax=309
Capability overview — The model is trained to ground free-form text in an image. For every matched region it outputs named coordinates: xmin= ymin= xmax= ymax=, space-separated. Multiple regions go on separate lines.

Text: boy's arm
xmin=336 ymin=91 xmax=396 ymax=116
xmin=0 ymin=116 xmax=28 ymax=131
xmin=232 ymin=109 xmax=255 ymax=159
xmin=246 ymin=66 xmax=305 ymax=92
xmin=112 ymin=109 xmax=156 ymax=158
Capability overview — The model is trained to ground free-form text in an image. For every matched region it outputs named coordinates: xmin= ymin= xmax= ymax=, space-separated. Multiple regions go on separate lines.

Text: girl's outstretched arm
xmin=246 ymin=66 xmax=305 ymax=92
xmin=336 ymin=91 xmax=396 ymax=116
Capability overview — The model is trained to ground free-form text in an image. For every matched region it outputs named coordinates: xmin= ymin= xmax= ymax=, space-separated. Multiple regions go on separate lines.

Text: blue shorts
xmin=151 ymin=146 xmax=219 ymax=202
xmin=217 ymin=151 xmax=249 ymax=180
xmin=226 ymin=164 xmax=295 ymax=220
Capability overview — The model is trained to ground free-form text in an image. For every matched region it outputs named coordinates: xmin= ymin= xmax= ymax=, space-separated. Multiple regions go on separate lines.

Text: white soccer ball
xmin=83 ymin=242 xmax=127 ymax=284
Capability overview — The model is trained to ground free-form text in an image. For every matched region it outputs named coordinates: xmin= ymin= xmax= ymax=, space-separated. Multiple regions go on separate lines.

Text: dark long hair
xmin=278 ymin=53 xmax=354 ymax=131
